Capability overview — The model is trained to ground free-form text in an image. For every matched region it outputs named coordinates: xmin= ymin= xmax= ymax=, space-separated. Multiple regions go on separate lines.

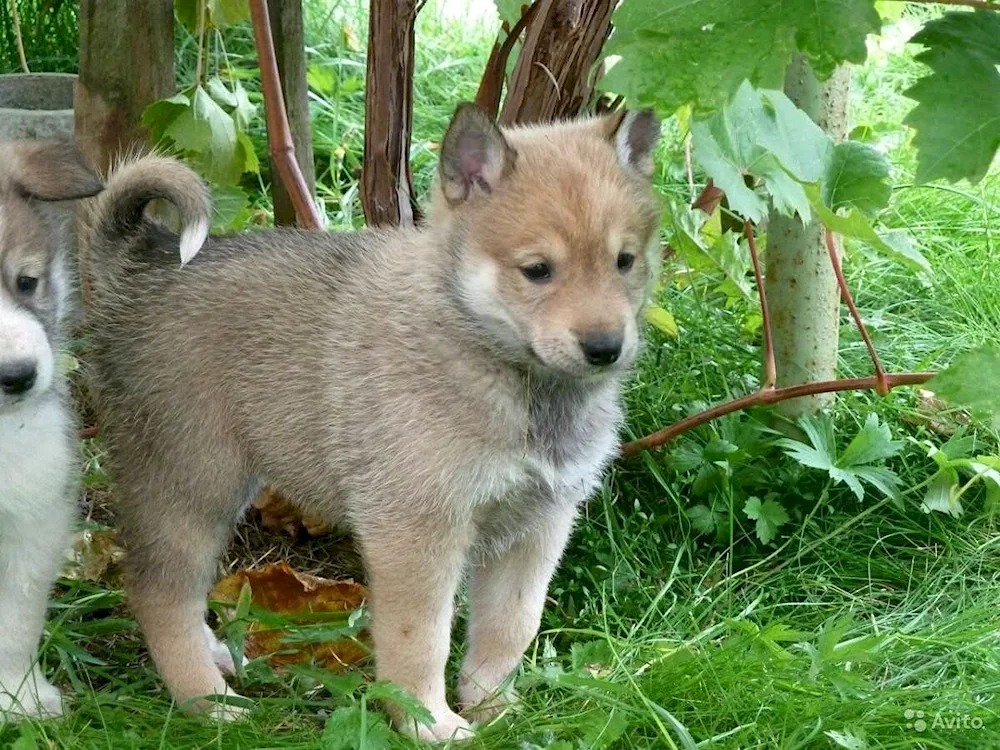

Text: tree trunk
xmin=500 ymin=0 xmax=615 ymax=126
xmin=74 ymin=0 xmax=175 ymax=174
xmin=361 ymin=0 xmax=420 ymax=228
xmin=267 ymin=0 xmax=316 ymax=227
xmin=765 ymin=57 xmax=850 ymax=417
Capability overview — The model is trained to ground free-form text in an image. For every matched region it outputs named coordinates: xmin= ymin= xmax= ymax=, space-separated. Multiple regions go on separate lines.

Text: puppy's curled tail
xmin=84 ymin=154 xmax=212 ymax=279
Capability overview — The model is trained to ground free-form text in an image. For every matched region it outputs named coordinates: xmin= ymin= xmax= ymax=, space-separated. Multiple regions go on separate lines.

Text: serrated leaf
xmin=822 ymin=140 xmax=892 ymax=215
xmin=686 ymin=505 xmax=717 ymax=535
xmin=926 ymin=346 xmax=1000 ymax=427
xmin=165 ymin=85 xmax=241 ymax=184
xmin=667 ymin=200 xmax=753 ymax=303
xmin=600 ymin=0 xmax=879 ymax=115
xmin=211 ymin=184 xmax=251 ymax=232
xmin=322 ymin=705 xmax=393 ymax=750
xmin=839 ymin=413 xmax=903 ymax=467
xmin=644 ymin=305 xmax=678 ymax=338
xmin=236 ymin=130 xmax=259 ymax=174
xmin=743 ymin=496 xmax=789 ymax=545
xmin=904 ymin=11 xmax=1000 ymax=185
xmin=141 ymin=93 xmax=191 ymax=144
xmin=804 ymin=184 xmax=931 ymax=276
xmin=691 ymin=83 xmax=823 ymax=223
xmin=364 ymin=682 xmax=434 ymax=728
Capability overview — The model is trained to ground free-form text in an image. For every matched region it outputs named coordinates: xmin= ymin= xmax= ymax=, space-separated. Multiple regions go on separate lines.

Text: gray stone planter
xmin=0 ymin=72 xmax=76 ymax=141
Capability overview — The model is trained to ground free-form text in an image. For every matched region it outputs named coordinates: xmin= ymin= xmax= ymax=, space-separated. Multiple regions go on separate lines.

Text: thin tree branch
xmin=893 ymin=0 xmax=1000 ymax=11
xmin=620 ymin=372 xmax=936 ymax=455
xmin=745 ymin=220 xmax=775 ymax=390
xmin=824 ymin=229 xmax=888 ymax=395
xmin=249 ymin=0 xmax=323 ymax=231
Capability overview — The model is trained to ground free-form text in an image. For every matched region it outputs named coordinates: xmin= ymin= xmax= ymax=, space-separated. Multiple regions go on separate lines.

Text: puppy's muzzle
xmin=0 ymin=360 xmax=38 ymax=396
xmin=578 ymin=331 xmax=623 ymax=367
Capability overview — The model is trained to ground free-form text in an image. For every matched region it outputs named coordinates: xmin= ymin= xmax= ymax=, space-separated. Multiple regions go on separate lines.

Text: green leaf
xmin=321 ymin=705 xmax=393 ymax=750
xmin=644 ymin=305 xmax=678 ymax=338
xmin=692 ymin=83 xmax=820 ymax=222
xmin=904 ymin=11 xmax=1000 ymax=185
xmin=165 ymin=85 xmax=241 ymax=184
xmin=778 ymin=414 xmax=902 ymax=502
xmin=686 ymin=504 xmax=717 ymax=535
xmin=600 ymin=0 xmax=880 ymax=115
xmin=666 ymin=200 xmax=753 ymax=303
xmin=804 ymin=184 xmax=931 ymax=276
xmin=493 ymin=0 xmax=524 ymax=26
xmin=927 ymin=346 xmax=1000 ymax=428
xmin=822 ymin=140 xmax=892 ymax=215
xmin=839 ymin=413 xmax=903 ymax=467
xmin=176 ymin=0 xmax=250 ymax=33
xmin=921 ymin=467 xmax=962 ymax=517
xmin=743 ymin=496 xmax=789 ymax=545
xmin=364 ymin=682 xmax=434 ymax=728
xmin=210 ymin=184 xmax=251 ymax=232
xmin=141 ymin=93 xmax=191 ymax=144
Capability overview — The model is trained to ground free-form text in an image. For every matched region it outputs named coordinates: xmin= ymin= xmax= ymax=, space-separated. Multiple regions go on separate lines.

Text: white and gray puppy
xmin=0 ymin=140 xmax=103 ymax=721
xmin=82 ymin=103 xmax=662 ymax=741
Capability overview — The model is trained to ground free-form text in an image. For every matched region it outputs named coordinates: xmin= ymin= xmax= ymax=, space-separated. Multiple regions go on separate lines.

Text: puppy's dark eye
xmin=617 ymin=252 xmax=636 ymax=272
xmin=522 ymin=262 xmax=552 ymax=283
xmin=16 ymin=275 xmax=38 ymax=295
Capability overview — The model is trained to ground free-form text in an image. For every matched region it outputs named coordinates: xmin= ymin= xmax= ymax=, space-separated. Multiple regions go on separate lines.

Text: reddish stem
xmin=824 ymin=229 xmax=889 ymax=396
xmin=620 ymin=372 xmax=935 ymax=455
xmin=249 ymin=0 xmax=323 ymax=231
xmin=745 ymin=220 xmax=775 ymax=390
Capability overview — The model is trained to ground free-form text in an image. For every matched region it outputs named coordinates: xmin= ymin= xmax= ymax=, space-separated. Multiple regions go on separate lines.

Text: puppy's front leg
xmin=458 ymin=501 xmax=577 ymax=720
xmin=0 ymin=494 xmax=72 ymax=720
xmin=358 ymin=512 xmax=474 ymax=742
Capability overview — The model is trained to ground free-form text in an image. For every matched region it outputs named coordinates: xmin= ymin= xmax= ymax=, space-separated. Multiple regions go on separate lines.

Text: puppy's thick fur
xmin=83 ymin=105 xmax=662 ymax=740
xmin=0 ymin=140 xmax=102 ymax=721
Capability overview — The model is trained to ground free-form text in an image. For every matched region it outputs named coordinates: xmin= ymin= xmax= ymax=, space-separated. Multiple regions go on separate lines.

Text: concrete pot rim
xmin=0 ymin=72 xmax=76 ymax=116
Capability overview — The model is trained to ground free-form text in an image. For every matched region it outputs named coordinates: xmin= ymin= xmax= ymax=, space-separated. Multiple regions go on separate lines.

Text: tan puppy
xmin=82 ymin=103 xmax=662 ymax=741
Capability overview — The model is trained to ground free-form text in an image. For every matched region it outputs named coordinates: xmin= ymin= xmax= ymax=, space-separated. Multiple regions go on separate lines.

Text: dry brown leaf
xmin=63 ymin=527 xmax=126 ymax=584
xmin=252 ymin=486 xmax=331 ymax=538
xmin=210 ymin=562 xmax=369 ymax=670
xmin=900 ymin=388 xmax=971 ymax=436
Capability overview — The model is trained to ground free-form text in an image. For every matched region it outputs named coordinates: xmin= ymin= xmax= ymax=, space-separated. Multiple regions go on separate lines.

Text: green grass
xmin=4 ymin=3 xmax=1000 ymax=749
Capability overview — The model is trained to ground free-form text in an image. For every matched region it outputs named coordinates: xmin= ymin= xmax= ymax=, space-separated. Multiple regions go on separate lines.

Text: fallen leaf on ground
xmin=253 ymin=486 xmax=331 ymax=538
xmin=210 ymin=562 xmax=369 ymax=671
xmin=900 ymin=388 xmax=970 ymax=436
xmin=63 ymin=527 xmax=126 ymax=584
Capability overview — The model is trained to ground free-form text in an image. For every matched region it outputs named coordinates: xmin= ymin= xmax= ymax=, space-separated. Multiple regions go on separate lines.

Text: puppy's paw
xmin=399 ymin=708 xmax=474 ymax=744
xmin=207 ymin=699 xmax=250 ymax=723
xmin=202 ymin=623 xmax=247 ymax=676
xmin=0 ymin=676 xmax=64 ymax=722
xmin=457 ymin=676 xmax=517 ymax=723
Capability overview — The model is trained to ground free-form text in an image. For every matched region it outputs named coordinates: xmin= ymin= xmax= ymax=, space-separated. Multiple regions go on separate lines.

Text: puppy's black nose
xmin=579 ymin=332 xmax=623 ymax=367
xmin=0 ymin=361 xmax=37 ymax=395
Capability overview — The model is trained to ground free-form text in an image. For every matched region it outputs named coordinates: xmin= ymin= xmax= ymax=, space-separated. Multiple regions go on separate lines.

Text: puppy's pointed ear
xmin=5 ymin=140 xmax=104 ymax=201
xmin=439 ymin=103 xmax=516 ymax=204
xmin=599 ymin=109 xmax=661 ymax=179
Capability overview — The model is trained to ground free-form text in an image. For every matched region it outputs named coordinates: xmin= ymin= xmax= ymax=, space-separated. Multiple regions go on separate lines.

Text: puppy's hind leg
xmin=0 ymin=490 xmax=73 ymax=721
xmin=117 ymin=452 xmax=250 ymax=720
